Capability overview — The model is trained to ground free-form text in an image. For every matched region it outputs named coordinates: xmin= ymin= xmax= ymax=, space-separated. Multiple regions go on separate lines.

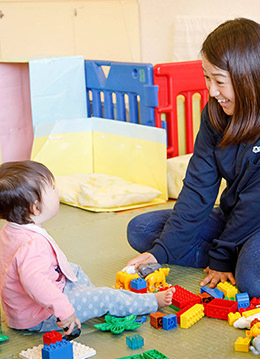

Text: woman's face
xmin=202 ymin=56 xmax=235 ymax=116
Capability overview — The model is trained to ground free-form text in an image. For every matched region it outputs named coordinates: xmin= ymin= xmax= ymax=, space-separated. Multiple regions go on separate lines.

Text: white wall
xmin=1 ymin=0 xmax=260 ymax=64
xmin=138 ymin=0 xmax=260 ymax=64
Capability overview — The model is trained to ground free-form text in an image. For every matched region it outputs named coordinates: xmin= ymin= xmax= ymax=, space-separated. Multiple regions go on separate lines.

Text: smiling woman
xmin=126 ymin=18 xmax=260 ymax=299
xmin=202 ymin=57 xmax=235 ymax=116
xmin=201 ymin=18 xmax=260 ymax=147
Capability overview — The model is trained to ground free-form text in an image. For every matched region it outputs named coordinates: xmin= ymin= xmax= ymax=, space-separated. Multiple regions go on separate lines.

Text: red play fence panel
xmin=153 ymin=60 xmax=208 ymax=158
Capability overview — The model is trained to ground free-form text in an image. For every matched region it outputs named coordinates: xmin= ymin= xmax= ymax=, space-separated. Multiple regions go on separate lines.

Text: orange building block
xmin=150 ymin=312 xmax=166 ymax=329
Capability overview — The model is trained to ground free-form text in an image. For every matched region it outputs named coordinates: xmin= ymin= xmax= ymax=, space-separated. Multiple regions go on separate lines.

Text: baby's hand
xmin=127 ymin=252 xmax=157 ymax=269
xmin=200 ymin=266 xmax=236 ymax=288
xmin=57 ymin=313 xmax=81 ymax=335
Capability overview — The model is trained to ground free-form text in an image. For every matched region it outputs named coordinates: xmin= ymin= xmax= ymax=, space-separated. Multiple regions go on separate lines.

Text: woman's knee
xmin=235 ymin=233 xmax=260 ymax=297
xmin=127 ymin=210 xmax=172 ymax=252
xmin=127 ymin=214 xmax=150 ymax=252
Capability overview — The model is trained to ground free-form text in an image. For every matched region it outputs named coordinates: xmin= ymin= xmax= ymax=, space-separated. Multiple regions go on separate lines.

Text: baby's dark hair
xmin=0 ymin=161 xmax=54 ymax=224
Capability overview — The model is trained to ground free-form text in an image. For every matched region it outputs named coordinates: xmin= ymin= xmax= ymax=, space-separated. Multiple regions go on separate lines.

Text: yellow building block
xmin=180 ymin=304 xmax=204 ymax=329
xmin=248 ymin=322 xmax=260 ymax=338
xmin=234 ymin=337 xmax=251 ymax=352
xmin=242 ymin=307 xmax=260 ymax=318
xmin=217 ymin=281 xmax=238 ymax=299
xmin=228 ymin=312 xmax=241 ymax=326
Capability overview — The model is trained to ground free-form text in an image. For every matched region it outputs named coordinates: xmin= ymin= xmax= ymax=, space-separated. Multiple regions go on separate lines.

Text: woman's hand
xmin=57 ymin=313 xmax=81 ymax=335
xmin=200 ymin=266 xmax=236 ymax=288
xmin=127 ymin=252 xmax=157 ymax=269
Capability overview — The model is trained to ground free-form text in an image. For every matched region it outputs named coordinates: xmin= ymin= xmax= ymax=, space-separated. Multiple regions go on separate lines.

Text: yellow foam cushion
xmin=56 ymin=173 xmax=161 ymax=209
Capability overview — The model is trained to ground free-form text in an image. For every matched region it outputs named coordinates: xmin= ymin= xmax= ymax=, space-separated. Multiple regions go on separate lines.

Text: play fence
xmin=84 ymin=59 xmax=208 ymax=158
xmin=0 ymin=57 xmax=208 ymax=163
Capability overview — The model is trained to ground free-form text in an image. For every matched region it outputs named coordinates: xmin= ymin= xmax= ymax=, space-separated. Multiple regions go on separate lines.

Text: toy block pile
xmin=19 ymin=330 xmax=96 ymax=359
xmin=149 ymin=281 xmax=248 ymax=331
xmin=147 ymin=280 xmax=260 ymax=355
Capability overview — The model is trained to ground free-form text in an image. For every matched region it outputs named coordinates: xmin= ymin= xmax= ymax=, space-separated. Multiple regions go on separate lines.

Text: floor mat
xmin=0 ymin=203 xmax=248 ymax=359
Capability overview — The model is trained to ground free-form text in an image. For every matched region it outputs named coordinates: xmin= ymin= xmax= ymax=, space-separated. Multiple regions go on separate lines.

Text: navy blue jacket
xmin=149 ymin=104 xmax=260 ymax=272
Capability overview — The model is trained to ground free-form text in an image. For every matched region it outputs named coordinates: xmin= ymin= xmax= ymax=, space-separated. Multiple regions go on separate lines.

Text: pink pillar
xmin=0 ymin=63 xmax=33 ymax=162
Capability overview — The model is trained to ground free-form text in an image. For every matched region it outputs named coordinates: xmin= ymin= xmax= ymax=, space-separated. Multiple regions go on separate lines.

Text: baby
xmin=0 ymin=160 xmax=175 ymax=334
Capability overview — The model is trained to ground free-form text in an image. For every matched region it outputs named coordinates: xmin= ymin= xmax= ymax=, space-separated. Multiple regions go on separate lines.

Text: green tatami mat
xmin=0 ymin=203 xmax=249 ymax=359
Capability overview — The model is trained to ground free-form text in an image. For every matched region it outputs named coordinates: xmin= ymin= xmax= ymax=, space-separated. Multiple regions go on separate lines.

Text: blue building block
xmin=162 ymin=314 xmax=177 ymax=331
xmin=126 ymin=334 xmax=144 ymax=350
xmin=131 ymin=278 xmax=147 ymax=290
xmin=42 ymin=339 xmax=73 ymax=359
xmin=236 ymin=293 xmax=250 ymax=309
xmin=201 ymin=286 xmax=224 ymax=299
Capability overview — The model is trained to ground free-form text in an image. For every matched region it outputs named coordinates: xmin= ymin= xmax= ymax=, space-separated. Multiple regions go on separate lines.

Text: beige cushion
xmin=56 ymin=173 xmax=161 ymax=209
xmin=167 ymin=154 xmax=226 ymax=205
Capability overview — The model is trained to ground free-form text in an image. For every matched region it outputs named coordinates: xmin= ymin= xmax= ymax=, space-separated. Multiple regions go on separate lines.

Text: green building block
xmin=143 ymin=349 xmax=169 ymax=359
xmin=115 ymin=355 xmax=143 ymax=359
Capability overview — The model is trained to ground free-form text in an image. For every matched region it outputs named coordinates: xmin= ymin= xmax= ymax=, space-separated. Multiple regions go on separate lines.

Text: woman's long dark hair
xmin=201 ymin=18 xmax=260 ymax=146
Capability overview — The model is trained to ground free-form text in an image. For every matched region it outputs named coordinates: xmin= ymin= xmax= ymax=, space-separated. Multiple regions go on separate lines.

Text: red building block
xmin=43 ymin=331 xmax=63 ymax=345
xmin=171 ymin=285 xmax=201 ymax=309
xmin=204 ymin=298 xmax=238 ymax=320
xmin=150 ymin=312 xmax=166 ymax=329
xmin=250 ymin=297 xmax=260 ymax=307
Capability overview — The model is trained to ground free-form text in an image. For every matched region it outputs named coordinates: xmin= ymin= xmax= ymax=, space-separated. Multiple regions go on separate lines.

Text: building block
xmin=175 ymin=302 xmax=198 ymax=324
xmin=250 ymin=297 xmax=260 ymax=307
xmin=251 ymin=318 xmax=260 ymax=328
xmin=200 ymin=286 xmax=224 ymax=299
xmin=242 ymin=307 xmax=260 ymax=318
xmin=204 ymin=298 xmax=238 ymax=320
xmin=130 ymin=278 xmax=147 ymax=293
xmin=115 ymin=355 xmax=143 ymax=359
xmin=217 ymin=281 xmax=238 ymax=299
xmin=19 ymin=341 xmax=96 ymax=359
xmin=228 ymin=312 xmax=241 ymax=326
xmin=42 ymin=340 xmax=73 ymax=359
xmin=126 ymin=334 xmax=144 ymax=350
xmin=248 ymin=322 xmax=260 ymax=338
xmin=169 ymin=304 xmax=181 ymax=312
xmin=143 ymin=349 xmax=169 ymax=359
xmin=43 ymin=331 xmax=62 ymax=345
xmin=71 ymin=341 xmax=96 ymax=359
xmin=235 ymin=337 xmax=251 ymax=352
xmin=171 ymin=285 xmax=200 ymax=309
xmin=115 ymin=352 xmax=168 ymax=359
xmin=180 ymin=304 xmax=204 ymax=329
xmin=236 ymin=293 xmax=250 ymax=310
xmin=238 ymin=304 xmax=256 ymax=315
xmin=197 ymin=292 xmax=214 ymax=303
xmin=162 ymin=314 xmax=177 ymax=330
xmin=150 ymin=312 xmax=166 ymax=329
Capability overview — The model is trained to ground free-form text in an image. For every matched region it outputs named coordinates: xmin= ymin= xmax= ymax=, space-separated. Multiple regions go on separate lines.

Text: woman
xmin=127 ymin=18 xmax=260 ymax=297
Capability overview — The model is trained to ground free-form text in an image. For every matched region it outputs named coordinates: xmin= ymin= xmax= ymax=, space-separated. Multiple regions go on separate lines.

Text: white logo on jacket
xmin=252 ymin=146 xmax=260 ymax=153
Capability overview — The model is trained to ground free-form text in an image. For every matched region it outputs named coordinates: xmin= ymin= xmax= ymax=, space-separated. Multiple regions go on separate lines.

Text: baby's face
xmin=36 ymin=182 xmax=60 ymax=224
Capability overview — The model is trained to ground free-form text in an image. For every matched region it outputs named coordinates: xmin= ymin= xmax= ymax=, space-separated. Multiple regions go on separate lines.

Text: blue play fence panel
xmin=84 ymin=60 xmax=158 ymax=127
